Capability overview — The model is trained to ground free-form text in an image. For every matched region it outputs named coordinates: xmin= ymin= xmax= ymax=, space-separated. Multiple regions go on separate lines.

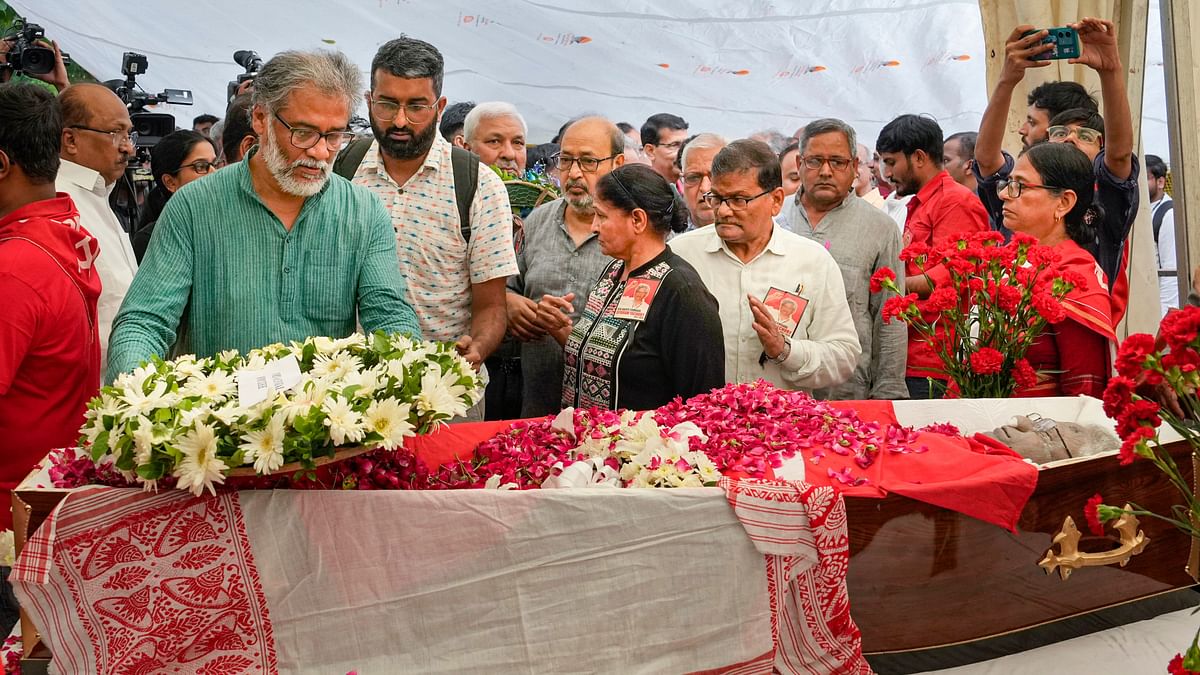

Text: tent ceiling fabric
xmin=12 ymin=0 xmax=1168 ymax=152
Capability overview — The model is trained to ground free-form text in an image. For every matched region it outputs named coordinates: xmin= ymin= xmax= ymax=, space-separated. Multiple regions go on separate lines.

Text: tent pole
xmin=1160 ymin=0 xmax=1198 ymax=305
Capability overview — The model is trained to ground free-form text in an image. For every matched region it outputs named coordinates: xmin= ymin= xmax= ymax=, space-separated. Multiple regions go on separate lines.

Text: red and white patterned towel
xmin=11 ymin=487 xmax=277 ymax=674
xmin=720 ymin=477 xmax=871 ymax=675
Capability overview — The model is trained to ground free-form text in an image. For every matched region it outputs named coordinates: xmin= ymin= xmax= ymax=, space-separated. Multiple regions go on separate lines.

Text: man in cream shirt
xmin=670 ymin=139 xmax=860 ymax=391
xmin=56 ymin=84 xmax=139 ymax=367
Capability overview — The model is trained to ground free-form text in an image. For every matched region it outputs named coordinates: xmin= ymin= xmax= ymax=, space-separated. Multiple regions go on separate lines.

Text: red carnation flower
xmin=969 ymin=347 xmax=1004 ymax=375
xmin=997 ymin=285 xmax=1023 ymax=312
xmin=1168 ymin=653 xmax=1200 ymax=675
xmin=1160 ymin=306 xmax=1200 ymax=353
xmin=1084 ymin=494 xmax=1105 ymax=536
xmin=870 ymin=267 xmax=897 ymax=294
xmin=898 ymin=242 xmax=931 ymax=264
xmin=882 ymin=293 xmax=918 ymax=324
xmin=1011 ymin=232 xmax=1039 ymax=248
xmin=1012 ymin=358 xmax=1038 ymax=390
xmin=1031 ymin=292 xmax=1067 ymax=323
xmin=922 ymin=287 xmax=959 ymax=314
xmin=1114 ymin=333 xmax=1157 ymax=379
xmin=1102 ymin=376 xmax=1136 ymax=419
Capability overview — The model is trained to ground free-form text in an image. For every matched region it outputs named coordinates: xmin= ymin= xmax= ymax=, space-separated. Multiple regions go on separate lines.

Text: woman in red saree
xmin=998 ymin=142 xmax=1117 ymax=396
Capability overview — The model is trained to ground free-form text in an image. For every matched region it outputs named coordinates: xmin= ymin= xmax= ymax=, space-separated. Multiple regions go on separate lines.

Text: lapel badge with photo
xmin=613 ymin=278 xmax=662 ymax=321
xmin=764 ymin=286 xmax=808 ymax=337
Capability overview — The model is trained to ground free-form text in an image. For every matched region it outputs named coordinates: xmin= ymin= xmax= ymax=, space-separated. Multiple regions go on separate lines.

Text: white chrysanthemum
xmin=363 ymin=399 xmax=414 ymax=450
xmin=240 ymin=412 xmax=287 ymax=474
xmin=415 ymin=368 xmax=470 ymax=419
xmin=322 ymin=395 xmax=365 ymax=446
xmin=173 ymin=357 xmax=206 ymax=381
xmin=217 ymin=349 xmax=241 ymax=363
xmin=182 ymin=369 xmax=237 ymax=402
xmin=311 ymin=352 xmax=362 ymax=382
xmin=242 ymin=352 xmax=268 ymax=371
xmin=173 ymin=422 xmax=228 ymax=496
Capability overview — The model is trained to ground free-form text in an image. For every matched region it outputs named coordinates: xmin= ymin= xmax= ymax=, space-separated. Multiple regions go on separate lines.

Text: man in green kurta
xmin=106 ymin=50 xmax=421 ymax=382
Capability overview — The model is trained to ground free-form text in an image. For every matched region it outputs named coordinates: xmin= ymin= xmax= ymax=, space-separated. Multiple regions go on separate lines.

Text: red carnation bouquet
xmin=1088 ymin=306 xmax=1200 ymax=672
xmin=871 ymin=231 xmax=1084 ymax=398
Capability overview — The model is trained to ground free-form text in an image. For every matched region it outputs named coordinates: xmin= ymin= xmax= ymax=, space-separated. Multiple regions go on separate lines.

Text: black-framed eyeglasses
xmin=175 ymin=159 xmax=222 ymax=175
xmin=801 ymin=155 xmax=852 ymax=171
xmin=272 ymin=112 xmax=355 ymax=151
xmin=553 ymin=153 xmax=618 ymax=173
xmin=702 ymin=189 xmax=772 ymax=211
xmin=366 ymin=96 xmax=438 ymax=124
xmin=996 ymin=178 xmax=1063 ymax=199
xmin=1047 ymin=125 xmax=1102 ymax=145
xmin=654 ymin=140 xmax=684 ymax=152
xmin=69 ymin=126 xmax=137 ymax=148
xmin=681 ymin=171 xmax=710 ymax=186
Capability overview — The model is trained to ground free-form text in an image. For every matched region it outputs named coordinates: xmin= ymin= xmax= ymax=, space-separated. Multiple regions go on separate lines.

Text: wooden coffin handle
xmin=1038 ymin=505 xmax=1149 ymax=581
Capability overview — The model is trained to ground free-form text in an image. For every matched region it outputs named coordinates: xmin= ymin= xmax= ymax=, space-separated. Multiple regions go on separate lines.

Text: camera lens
xmin=21 ymin=46 xmax=54 ymax=75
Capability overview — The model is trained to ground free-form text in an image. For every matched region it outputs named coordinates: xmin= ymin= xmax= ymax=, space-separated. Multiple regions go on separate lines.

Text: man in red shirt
xmin=876 ymin=114 xmax=989 ymax=399
xmin=0 ymin=83 xmax=102 ymax=530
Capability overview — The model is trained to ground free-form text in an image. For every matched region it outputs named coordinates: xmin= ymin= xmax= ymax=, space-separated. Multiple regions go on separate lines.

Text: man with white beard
xmin=105 ymin=49 xmax=420 ymax=381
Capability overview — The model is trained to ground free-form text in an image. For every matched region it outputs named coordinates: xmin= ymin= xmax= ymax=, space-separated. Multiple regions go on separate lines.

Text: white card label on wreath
xmin=237 ymin=353 xmax=303 ymax=407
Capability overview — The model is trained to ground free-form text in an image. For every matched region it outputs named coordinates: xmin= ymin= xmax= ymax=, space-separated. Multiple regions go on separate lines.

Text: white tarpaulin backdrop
xmin=9 ymin=0 xmax=1171 ymax=153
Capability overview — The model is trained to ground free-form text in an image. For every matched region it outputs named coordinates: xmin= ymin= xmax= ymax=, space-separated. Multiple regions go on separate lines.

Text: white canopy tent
xmin=6 ymin=0 xmax=1171 ymax=151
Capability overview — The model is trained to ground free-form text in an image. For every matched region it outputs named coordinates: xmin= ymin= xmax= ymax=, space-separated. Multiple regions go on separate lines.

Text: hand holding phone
xmin=1022 ymin=27 xmax=1081 ymax=61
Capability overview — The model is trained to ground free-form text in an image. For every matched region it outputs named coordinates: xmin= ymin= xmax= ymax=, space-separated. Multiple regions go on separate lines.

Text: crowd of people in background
xmin=4 ymin=18 xmax=1200 ymax=524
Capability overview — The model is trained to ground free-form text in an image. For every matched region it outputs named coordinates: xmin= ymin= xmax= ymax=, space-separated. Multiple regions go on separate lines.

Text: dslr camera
xmin=2 ymin=17 xmax=68 ymax=76
xmin=227 ymin=49 xmax=263 ymax=102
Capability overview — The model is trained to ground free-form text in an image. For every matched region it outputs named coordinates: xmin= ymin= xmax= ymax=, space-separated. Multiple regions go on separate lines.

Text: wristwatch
xmin=769 ymin=336 xmax=792 ymax=365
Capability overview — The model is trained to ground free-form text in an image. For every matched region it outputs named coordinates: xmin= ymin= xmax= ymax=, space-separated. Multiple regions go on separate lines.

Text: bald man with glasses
xmin=505 ymin=116 xmax=625 ymax=416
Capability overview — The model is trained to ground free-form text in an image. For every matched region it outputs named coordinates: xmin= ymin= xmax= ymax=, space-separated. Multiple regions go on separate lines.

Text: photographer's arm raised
xmin=1070 ymin=17 xmax=1133 ymax=180
xmin=974 ymin=26 xmax=1053 ymax=176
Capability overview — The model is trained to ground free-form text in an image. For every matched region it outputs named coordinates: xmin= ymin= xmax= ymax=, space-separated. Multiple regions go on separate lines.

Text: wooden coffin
xmin=849 ymin=398 xmax=1196 ymax=656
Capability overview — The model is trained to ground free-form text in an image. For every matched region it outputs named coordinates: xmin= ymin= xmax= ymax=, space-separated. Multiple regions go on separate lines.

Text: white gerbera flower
xmin=282 ymin=378 xmax=329 ymax=422
xmin=341 ymin=365 xmax=383 ymax=398
xmin=240 ymin=412 xmax=287 ymax=474
xmin=182 ymin=369 xmax=237 ymax=402
xmin=120 ymin=377 xmax=177 ymax=416
xmin=322 ymin=395 xmax=365 ymax=446
xmin=311 ymin=352 xmax=362 ymax=381
xmin=312 ymin=336 xmax=338 ymax=354
xmin=415 ymin=368 xmax=470 ymax=419
xmin=179 ymin=404 xmax=213 ymax=428
xmin=333 ymin=333 xmax=367 ymax=351
xmin=173 ymin=422 xmax=228 ymax=496
xmin=363 ymin=399 xmax=414 ymax=450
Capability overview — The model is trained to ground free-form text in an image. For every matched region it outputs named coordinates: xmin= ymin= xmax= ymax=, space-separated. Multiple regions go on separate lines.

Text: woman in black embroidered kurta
xmin=537 ymin=164 xmax=725 ymax=410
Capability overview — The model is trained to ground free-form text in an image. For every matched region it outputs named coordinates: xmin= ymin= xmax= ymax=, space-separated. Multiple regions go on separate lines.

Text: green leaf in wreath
xmin=91 ymin=430 xmax=110 ymax=461
xmin=135 ymin=462 xmax=165 ymax=480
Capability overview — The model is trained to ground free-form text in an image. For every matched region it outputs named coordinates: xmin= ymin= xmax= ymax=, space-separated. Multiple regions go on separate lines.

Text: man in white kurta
xmin=670 ymin=139 xmax=859 ymax=391
xmin=56 ymin=84 xmax=139 ymax=367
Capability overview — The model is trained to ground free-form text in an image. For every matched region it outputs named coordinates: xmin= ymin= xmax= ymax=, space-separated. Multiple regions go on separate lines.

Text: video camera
xmin=1 ymin=17 xmax=70 ymax=76
xmin=227 ymin=49 xmax=263 ymax=102
xmin=110 ymin=52 xmax=193 ymax=158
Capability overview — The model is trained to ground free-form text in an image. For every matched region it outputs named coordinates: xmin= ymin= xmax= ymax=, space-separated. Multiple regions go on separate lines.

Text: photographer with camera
xmin=57 ymin=83 xmax=140 ymax=370
xmin=0 ymin=19 xmax=68 ymax=92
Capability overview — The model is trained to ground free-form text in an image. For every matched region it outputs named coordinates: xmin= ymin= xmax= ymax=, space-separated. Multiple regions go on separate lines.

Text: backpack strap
xmin=450 ymin=146 xmax=480 ymax=244
xmin=332 ymin=137 xmax=373 ymax=180
xmin=1152 ymin=200 xmax=1174 ymax=246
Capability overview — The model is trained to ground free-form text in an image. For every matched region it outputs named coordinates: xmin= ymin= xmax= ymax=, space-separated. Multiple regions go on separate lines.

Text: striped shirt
xmin=105 ymin=152 xmax=421 ymax=381
xmin=353 ymin=135 xmax=519 ymax=342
